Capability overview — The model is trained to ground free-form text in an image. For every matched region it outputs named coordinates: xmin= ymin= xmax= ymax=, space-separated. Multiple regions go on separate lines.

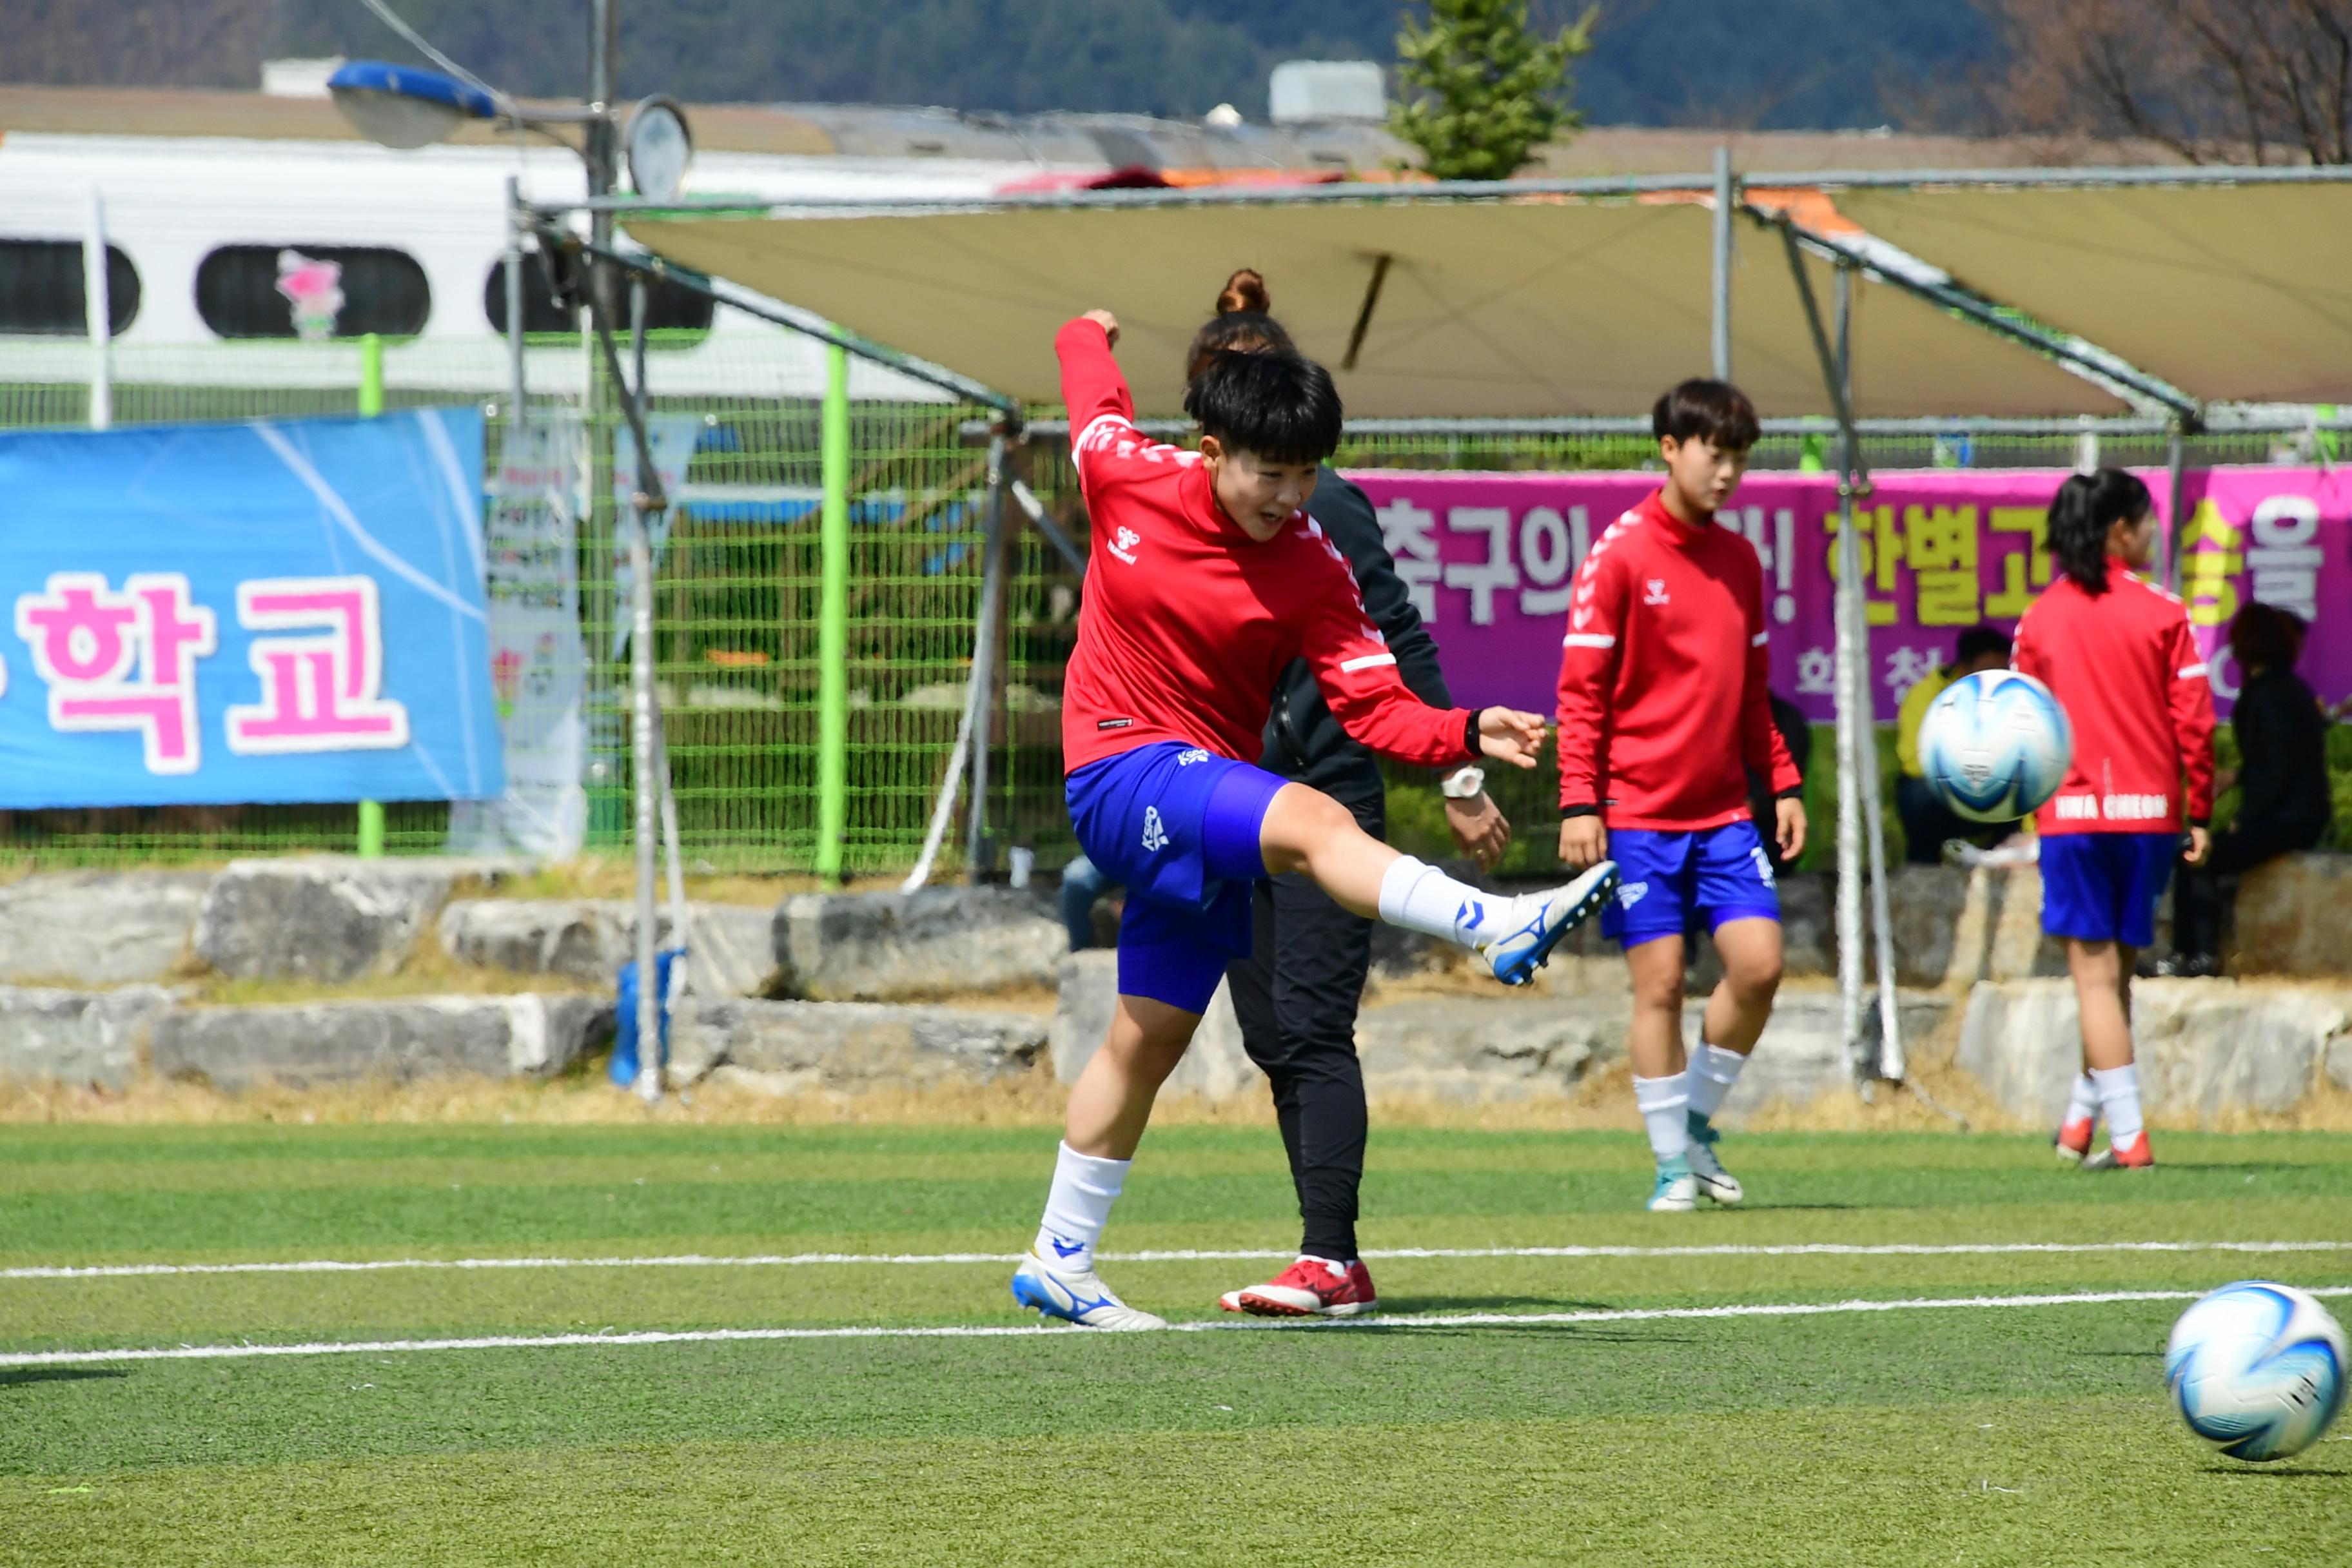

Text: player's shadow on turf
xmin=2200 ymin=1465 xmax=2347 ymax=1478
xmin=1351 ymin=1325 xmax=1697 ymax=1344
xmin=0 ymin=1369 xmax=128 ymax=1389
xmin=1382 ymin=1295 xmax=1620 ymax=1313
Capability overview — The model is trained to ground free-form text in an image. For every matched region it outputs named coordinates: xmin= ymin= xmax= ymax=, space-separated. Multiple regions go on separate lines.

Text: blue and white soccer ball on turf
xmin=2165 ymin=1281 xmax=2348 ymax=1462
xmin=1916 ymin=670 xmax=2073 ymax=824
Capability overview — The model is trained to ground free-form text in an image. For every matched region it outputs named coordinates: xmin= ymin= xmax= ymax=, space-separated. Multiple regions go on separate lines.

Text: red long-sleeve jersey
xmin=2011 ymin=558 xmax=2215 ymax=835
xmin=1055 ymin=318 xmax=1476 ymax=775
xmin=1554 ymin=489 xmax=1801 ymax=830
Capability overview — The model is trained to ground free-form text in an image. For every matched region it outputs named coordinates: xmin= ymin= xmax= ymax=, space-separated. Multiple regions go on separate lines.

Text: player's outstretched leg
xmin=1011 ymin=992 xmax=1202 ymax=1330
xmin=1257 ymin=784 xmax=1616 ymax=986
xmin=1681 ymin=916 xmax=1785 ymax=1206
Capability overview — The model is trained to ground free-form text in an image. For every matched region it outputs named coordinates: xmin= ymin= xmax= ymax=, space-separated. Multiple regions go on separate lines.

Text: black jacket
xmin=2233 ymin=667 xmax=2332 ymax=834
xmin=1259 ymin=469 xmax=1454 ymax=804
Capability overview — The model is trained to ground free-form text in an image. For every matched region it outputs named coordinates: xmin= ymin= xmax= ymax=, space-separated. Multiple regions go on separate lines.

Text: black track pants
xmin=1224 ymin=793 xmax=1380 ymax=1262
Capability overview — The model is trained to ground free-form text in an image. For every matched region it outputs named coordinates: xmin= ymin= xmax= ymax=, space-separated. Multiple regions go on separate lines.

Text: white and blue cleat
xmin=1480 ymin=861 xmax=1620 ymax=986
xmin=1010 ymin=1251 xmax=1168 ymax=1331
xmin=1647 ymin=1155 xmax=1698 ymax=1212
xmin=1685 ymin=1113 xmax=1745 ymax=1204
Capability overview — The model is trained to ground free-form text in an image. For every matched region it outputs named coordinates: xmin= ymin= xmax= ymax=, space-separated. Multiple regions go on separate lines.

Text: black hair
xmin=1183 ymin=349 xmax=1343 ymax=466
xmin=2228 ymin=602 xmax=2303 ymax=673
xmin=1652 ymin=378 xmax=1760 ymax=451
xmin=1184 ymin=268 xmax=1296 ymax=384
xmin=2046 ymin=467 xmax=2153 ymax=595
xmin=1953 ymin=625 xmax=2014 ymax=667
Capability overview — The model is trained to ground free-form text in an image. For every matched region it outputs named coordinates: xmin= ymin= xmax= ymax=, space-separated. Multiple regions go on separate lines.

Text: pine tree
xmin=1390 ymin=0 xmax=1598 ymax=181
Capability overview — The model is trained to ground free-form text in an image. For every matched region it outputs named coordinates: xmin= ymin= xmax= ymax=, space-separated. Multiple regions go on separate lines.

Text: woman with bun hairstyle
xmin=2011 ymin=467 xmax=2215 ymax=1171
xmin=1012 ymin=275 xmax=1616 ymax=1330
xmin=1179 ymin=271 xmax=1514 ymax=1320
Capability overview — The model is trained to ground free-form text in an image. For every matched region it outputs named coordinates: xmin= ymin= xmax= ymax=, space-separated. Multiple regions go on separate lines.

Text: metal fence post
xmin=83 ymin=190 xmax=111 ymax=432
xmin=817 ymin=344 xmax=850 ymax=879
xmin=965 ymin=433 xmax=1008 ymax=883
xmin=356 ymin=332 xmax=387 ymax=858
xmin=1711 ymin=146 xmax=1734 ymax=382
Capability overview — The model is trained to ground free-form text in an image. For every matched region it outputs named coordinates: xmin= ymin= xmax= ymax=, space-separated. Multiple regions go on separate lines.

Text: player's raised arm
xmin=1056 ymin=311 xmax=1140 ymax=483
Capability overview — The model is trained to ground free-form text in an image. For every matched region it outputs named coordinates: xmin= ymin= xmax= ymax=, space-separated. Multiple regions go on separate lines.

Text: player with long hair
xmin=1556 ymin=379 xmax=1805 ymax=1212
xmin=2015 ymin=468 xmax=2214 ymax=1170
xmin=1012 ymin=303 xmax=1617 ymax=1329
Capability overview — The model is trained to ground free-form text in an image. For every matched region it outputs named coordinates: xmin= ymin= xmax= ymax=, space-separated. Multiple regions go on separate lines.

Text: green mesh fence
xmin=0 ymin=322 xmax=2331 ymax=872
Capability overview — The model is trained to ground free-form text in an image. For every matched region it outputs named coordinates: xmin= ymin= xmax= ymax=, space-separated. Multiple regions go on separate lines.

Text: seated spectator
xmin=1894 ymin=625 xmax=2014 ymax=864
xmin=1059 ymin=852 xmax=1117 ymax=951
xmin=2163 ymin=604 xmax=2333 ymax=975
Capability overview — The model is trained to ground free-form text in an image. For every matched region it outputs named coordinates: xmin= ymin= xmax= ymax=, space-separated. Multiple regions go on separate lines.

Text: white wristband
xmin=1440 ymin=765 xmax=1487 ymax=800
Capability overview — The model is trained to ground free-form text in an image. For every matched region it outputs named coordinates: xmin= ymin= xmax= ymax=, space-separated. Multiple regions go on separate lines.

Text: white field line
xmin=6 ymin=1239 xmax=2351 ymax=1282
xmin=7 ymin=1284 xmax=2352 ymax=1371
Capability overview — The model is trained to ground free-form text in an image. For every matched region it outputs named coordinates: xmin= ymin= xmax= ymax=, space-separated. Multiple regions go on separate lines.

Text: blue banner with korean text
xmin=0 ymin=410 xmax=504 ymax=808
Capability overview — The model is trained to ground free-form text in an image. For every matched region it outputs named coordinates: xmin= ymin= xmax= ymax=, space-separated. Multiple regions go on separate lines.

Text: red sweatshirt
xmin=2010 ymin=558 xmax=2215 ymax=835
xmin=1055 ymin=318 xmax=1476 ymax=775
xmin=1554 ymin=489 xmax=1801 ymax=830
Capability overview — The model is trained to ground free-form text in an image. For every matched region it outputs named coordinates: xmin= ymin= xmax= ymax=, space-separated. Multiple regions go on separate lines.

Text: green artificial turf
xmin=3 ymin=1126 xmax=2348 ymax=1564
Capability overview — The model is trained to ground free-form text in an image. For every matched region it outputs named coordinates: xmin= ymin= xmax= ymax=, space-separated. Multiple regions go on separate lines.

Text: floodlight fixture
xmin=328 ymin=60 xmax=497 ymax=150
xmin=624 ymin=97 xmax=693 ymax=201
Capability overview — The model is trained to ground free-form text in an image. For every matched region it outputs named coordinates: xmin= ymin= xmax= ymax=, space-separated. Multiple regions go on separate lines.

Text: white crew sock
xmin=1686 ymin=1042 xmax=1749 ymax=1123
xmin=1633 ymin=1073 xmax=1690 ymax=1164
xmin=2090 ymin=1065 xmax=2144 ymax=1144
xmin=1034 ymin=1142 xmax=1131 ymax=1271
xmin=1378 ymin=856 xmax=1502 ymax=949
xmin=2064 ymin=1072 xmax=2099 ymax=1127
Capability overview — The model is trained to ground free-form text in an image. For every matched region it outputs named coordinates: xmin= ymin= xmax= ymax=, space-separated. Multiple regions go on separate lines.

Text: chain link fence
xmin=3 ymin=322 xmax=2340 ymax=872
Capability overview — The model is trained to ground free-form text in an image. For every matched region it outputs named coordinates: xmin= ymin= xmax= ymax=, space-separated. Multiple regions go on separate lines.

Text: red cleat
xmin=2054 ymin=1117 xmax=2095 ymax=1161
xmin=1218 ymin=1256 xmax=1378 ymax=1318
xmin=2084 ymin=1130 xmax=2154 ymax=1170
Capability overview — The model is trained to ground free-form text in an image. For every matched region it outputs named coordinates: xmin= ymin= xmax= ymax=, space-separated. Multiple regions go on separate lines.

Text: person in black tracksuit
xmin=2167 ymin=603 xmax=2333 ymax=974
xmin=1181 ymin=272 xmax=1511 ymax=1313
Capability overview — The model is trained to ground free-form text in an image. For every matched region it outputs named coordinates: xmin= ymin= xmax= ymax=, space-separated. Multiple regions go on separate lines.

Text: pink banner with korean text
xmin=1341 ymin=467 xmax=2351 ymax=723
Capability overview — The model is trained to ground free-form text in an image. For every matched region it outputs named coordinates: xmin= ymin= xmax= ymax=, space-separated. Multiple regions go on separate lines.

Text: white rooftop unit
xmin=1268 ymin=61 xmax=1386 ymax=124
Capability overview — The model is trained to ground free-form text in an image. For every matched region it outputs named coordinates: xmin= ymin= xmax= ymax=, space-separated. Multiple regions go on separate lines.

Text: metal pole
xmin=2164 ymin=421 xmax=2190 ymax=593
xmin=627 ymin=485 xmax=661 ymax=1104
xmin=504 ymin=176 xmax=527 ymax=427
xmin=1711 ymin=146 xmax=1734 ymax=382
xmin=356 ymin=333 xmax=387 ymax=858
xmin=963 ymin=433 xmax=1008 ymax=882
xmin=1828 ymin=265 xmax=1867 ymax=1071
xmin=83 ymin=190 xmax=111 ymax=431
xmin=816 ymin=343 xmax=851 ymax=879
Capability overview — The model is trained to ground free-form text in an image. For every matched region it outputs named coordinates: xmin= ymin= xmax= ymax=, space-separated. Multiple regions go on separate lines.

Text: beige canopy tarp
xmin=626 ymin=196 xmax=2122 ymax=418
xmin=1838 ymin=182 xmax=2352 ymax=406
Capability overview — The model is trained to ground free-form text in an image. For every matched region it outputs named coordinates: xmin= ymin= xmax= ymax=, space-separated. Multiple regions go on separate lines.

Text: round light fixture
xmin=328 ymin=60 xmax=497 ymax=150
xmin=624 ymin=97 xmax=694 ymax=202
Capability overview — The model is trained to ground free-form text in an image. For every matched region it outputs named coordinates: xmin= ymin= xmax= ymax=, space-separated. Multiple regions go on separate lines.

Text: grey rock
xmin=0 ymin=985 xmax=178 ymax=1088
xmin=1356 ymin=996 xmax=1625 ymax=1102
xmin=0 ymin=871 xmax=210 ymax=985
xmin=1703 ymin=990 xmax=1952 ymax=1126
xmin=1958 ymin=979 xmax=2350 ymax=1124
xmin=152 ymin=994 xmax=607 ymax=1090
xmin=194 ymin=857 xmax=521 ymax=983
xmin=2328 ymin=1031 xmax=2352 ymax=1092
xmin=2230 ymin=854 xmax=2352 ymax=977
xmin=672 ymin=997 xmax=1047 ymax=1092
xmin=439 ymin=898 xmax=778 ymax=997
xmin=1048 ymin=952 xmax=1260 ymax=1101
xmin=774 ymin=885 xmax=1067 ymax=1001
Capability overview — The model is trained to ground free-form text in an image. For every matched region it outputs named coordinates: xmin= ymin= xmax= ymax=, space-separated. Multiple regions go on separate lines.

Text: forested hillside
xmin=10 ymin=0 xmax=1999 ymax=132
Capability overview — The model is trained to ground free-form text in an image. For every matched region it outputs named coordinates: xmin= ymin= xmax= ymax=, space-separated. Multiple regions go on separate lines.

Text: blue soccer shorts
xmin=1064 ymin=741 xmax=1288 ymax=1015
xmin=1600 ymin=818 xmax=1782 ymax=950
xmin=2038 ymin=831 xmax=2177 ymax=948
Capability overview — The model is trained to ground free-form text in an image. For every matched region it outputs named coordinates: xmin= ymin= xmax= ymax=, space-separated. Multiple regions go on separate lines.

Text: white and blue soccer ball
xmin=2166 ymin=1281 xmax=2348 ymax=1462
xmin=1916 ymin=670 xmax=2073 ymax=824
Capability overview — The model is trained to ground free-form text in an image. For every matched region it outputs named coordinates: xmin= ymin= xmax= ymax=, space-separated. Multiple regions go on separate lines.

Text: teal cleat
xmin=1647 ymin=1154 xmax=1698 ymax=1212
xmin=1685 ymin=1113 xmax=1745 ymax=1204
xmin=1480 ymin=861 xmax=1620 ymax=986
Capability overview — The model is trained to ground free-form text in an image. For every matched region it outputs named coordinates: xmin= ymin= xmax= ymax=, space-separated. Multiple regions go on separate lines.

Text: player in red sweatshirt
xmin=1012 ymin=311 xmax=1620 ymax=1329
xmin=2012 ymin=467 xmax=2214 ymax=1171
xmin=1556 ymin=379 xmax=1805 ymax=1213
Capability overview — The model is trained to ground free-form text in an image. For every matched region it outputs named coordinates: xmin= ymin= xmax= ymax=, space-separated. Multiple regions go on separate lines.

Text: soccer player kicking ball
xmin=2013 ymin=469 xmax=2213 ymax=1171
xmin=1556 ymin=380 xmax=1805 ymax=1213
xmin=1012 ymin=311 xmax=1619 ymax=1329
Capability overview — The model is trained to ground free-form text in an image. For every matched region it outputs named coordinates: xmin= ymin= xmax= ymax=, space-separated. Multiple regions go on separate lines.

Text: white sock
xmin=1687 ymin=1042 xmax=1747 ymax=1123
xmin=1634 ymin=1072 xmax=1690 ymax=1164
xmin=2090 ymin=1065 xmax=2144 ymax=1144
xmin=1034 ymin=1142 xmax=1130 ymax=1271
xmin=2064 ymin=1072 xmax=2099 ymax=1127
xmin=1377 ymin=856 xmax=1503 ymax=948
